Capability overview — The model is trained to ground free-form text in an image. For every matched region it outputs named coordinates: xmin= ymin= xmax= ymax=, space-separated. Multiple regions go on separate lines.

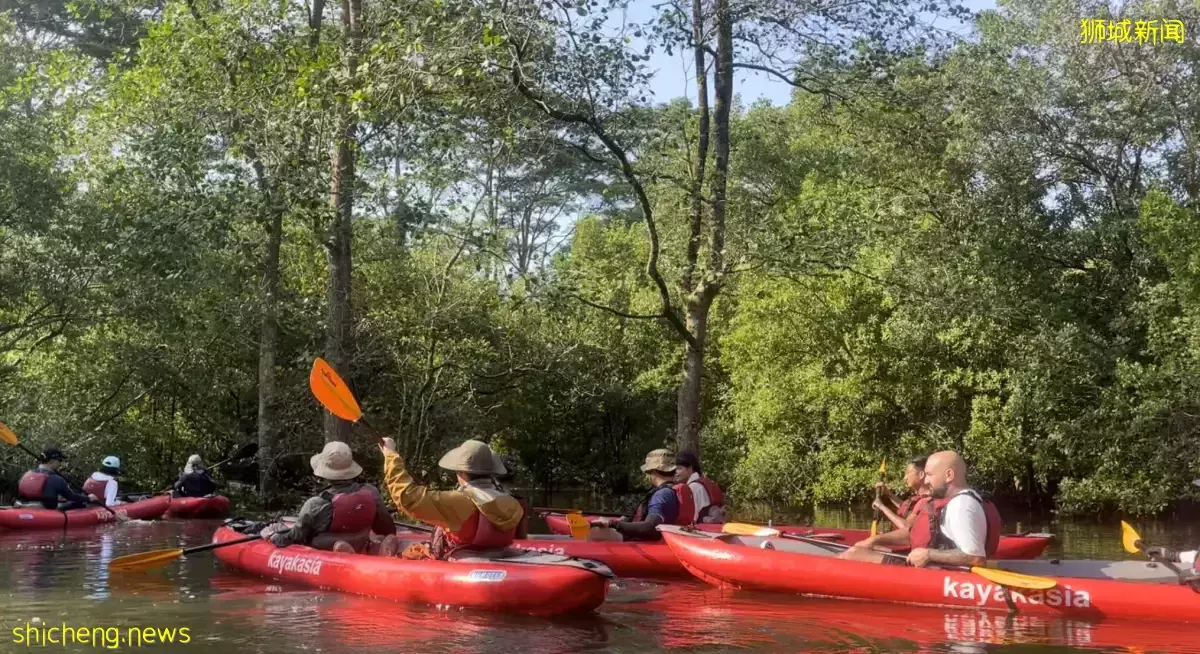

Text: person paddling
xmin=838 ymin=451 xmax=1001 ymax=568
xmin=493 ymin=454 xmax=529 ymax=539
xmin=16 ymin=446 xmax=91 ymax=510
xmin=380 ymin=437 xmax=523 ymax=559
xmin=263 ymin=441 xmax=398 ymax=556
xmin=592 ymin=449 xmax=692 ymax=542
xmin=873 ymin=455 xmax=929 ymax=532
xmin=172 ymin=454 xmax=218 ymax=498
xmin=83 ymin=456 xmax=124 ymax=506
xmin=675 ymin=451 xmax=727 ymax=524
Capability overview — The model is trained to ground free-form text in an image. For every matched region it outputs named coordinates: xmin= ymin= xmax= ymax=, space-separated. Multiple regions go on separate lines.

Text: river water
xmin=1 ymin=508 xmax=1198 ymax=653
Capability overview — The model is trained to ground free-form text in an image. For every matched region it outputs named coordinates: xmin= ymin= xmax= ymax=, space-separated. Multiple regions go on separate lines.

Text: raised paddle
xmin=720 ymin=522 xmax=1057 ymax=591
xmin=0 ymin=420 xmax=122 ymax=519
xmin=310 ymin=357 xmax=384 ymax=444
xmin=108 ymin=535 xmax=261 ymax=573
xmin=870 ymin=457 xmax=886 ymax=538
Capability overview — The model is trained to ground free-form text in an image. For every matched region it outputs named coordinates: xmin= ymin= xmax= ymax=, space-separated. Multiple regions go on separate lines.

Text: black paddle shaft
xmin=184 ymin=535 xmax=261 ymax=555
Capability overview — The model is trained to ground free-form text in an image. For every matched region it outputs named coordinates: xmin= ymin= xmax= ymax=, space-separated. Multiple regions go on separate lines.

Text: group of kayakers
xmin=14 ymin=445 xmax=220 ymax=510
xmin=840 ymin=450 xmax=1003 ymax=568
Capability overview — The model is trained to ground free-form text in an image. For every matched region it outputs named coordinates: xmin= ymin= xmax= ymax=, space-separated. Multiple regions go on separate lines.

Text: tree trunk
xmin=257 ymin=204 xmax=282 ymax=494
xmin=323 ymin=0 xmax=361 ymax=443
xmin=675 ymin=299 xmax=708 ymax=455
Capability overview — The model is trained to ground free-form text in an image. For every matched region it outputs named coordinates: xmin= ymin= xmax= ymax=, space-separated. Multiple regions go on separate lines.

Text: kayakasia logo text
xmin=943 ymin=577 xmax=1091 ymax=608
xmin=267 ymin=551 xmax=323 ymax=576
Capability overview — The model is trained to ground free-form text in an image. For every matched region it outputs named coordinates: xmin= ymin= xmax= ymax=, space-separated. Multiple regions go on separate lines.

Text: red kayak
xmin=167 ymin=495 xmax=231 ymax=519
xmin=660 ymin=526 xmax=1200 ymax=623
xmin=0 ymin=495 xmax=171 ymax=531
xmin=542 ymin=513 xmax=1053 ymax=559
xmin=211 ymin=526 xmax=611 ymax=616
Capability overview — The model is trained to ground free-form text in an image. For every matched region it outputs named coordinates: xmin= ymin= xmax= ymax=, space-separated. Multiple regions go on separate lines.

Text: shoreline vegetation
xmin=3 ymin=0 xmax=1200 ymax=518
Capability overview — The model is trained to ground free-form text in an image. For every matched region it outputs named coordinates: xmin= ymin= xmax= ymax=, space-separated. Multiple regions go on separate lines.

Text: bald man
xmin=839 ymin=451 xmax=998 ymax=568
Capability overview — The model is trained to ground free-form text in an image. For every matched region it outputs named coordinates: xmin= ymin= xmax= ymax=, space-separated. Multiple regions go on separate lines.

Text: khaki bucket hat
xmin=438 ymin=440 xmax=504 ymax=475
xmin=640 ymin=448 xmax=677 ymax=473
xmin=309 ymin=441 xmax=363 ymax=481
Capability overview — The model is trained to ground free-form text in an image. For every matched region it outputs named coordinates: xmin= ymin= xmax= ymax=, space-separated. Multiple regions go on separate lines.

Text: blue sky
xmin=636 ymin=0 xmax=1000 ymax=105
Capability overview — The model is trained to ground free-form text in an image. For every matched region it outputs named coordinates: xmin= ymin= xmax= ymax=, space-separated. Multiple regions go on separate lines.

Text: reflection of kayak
xmin=0 ymin=495 xmax=171 ymax=531
xmin=211 ymin=526 xmax=612 ymax=616
xmin=167 ymin=495 xmax=231 ymax=519
xmin=391 ymin=530 xmax=687 ymax=579
xmin=542 ymin=513 xmax=1053 ymax=559
xmin=659 ymin=525 xmax=1200 ymax=623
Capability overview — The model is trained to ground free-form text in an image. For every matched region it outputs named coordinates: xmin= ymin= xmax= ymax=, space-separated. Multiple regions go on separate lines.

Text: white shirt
xmin=940 ymin=492 xmax=987 ymax=557
xmin=89 ymin=472 xmax=121 ymax=506
xmin=686 ymin=472 xmax=711 ymax=523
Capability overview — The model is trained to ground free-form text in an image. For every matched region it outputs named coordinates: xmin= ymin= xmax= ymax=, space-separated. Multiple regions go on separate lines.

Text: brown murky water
xmin=1 ymin=507 xmax=1198 ymax=653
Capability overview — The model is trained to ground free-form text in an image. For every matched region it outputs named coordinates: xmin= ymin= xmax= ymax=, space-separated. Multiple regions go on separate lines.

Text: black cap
xmin=675 ymin=451 xmax=701 ymax=474
xmin=41 ymin=446 xmax=68 ymax=463
xmin=494 ymin=455 xmax=517 ymax=482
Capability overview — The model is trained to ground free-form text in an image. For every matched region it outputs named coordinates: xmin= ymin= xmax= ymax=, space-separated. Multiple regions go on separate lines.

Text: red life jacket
xmin=633 ymin=483 xmax=695 ymax=526
xmin=896 ymin=495 xmax=930 ymax=519
xmin=694 ymin=476 xmax=725 ymax=519
xmin=18 ymin=471 xmax=49 ymax=499
xmin=908 ymin=489 xmax=1002 ymax=558
xmin=82 ymin=476 xmax=111 ymax=502
xmin=325 ymin=487 xmax=377 ymax=534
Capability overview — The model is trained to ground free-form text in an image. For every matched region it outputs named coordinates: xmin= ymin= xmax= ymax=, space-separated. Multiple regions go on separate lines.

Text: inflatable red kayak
xmin=0 ymin=495 xmax=171 ymax=530
xmin=211 ymin=526 xmax=612 ymax=616
xmin=167 ymin=495 xmax=231 ymax=519
xmin=659 ymin=526 xmax=1200 ymax=623
xmin=542 ymin=513 xmax=1053 ymax=559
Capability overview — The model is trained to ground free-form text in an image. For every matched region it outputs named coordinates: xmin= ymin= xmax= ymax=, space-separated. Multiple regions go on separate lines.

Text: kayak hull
xmin=167 ymin=495 xmax=231 ymax=519
xmin=502 ymin=537 xmax=685 ymax=579
xmin=660 ymin=527 xmax=1200 ymax=623
xmin=212 ymin=527 xmax=609 ymax=616
xmin=0 ymin=495 xmax=171 ymax=531
xmin=543 ymin=513 xmax=1052 ymax=559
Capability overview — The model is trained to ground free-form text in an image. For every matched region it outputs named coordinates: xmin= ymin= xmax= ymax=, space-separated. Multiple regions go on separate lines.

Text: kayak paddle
xmin=534 ymin=507 xmax=626 ymax=518
xmin=566 ymin=512 xmax=592 ymax=540
xmin=720 ymin=522 xmax=1057 ymax=591
xmin=310 ymin=357 xmax=384 ymax=444
xmin=719 ymin=522 xmax=843 ymax=540
xmin=0 ymin=420 xmax=122 ymax=519
xmin=108 ymin=535 xmax=261 ymax=573
xmin=1120 ymin=520 xmax=1188 ymax=580
xmin=870 ymin=458 xmax=886 ymax=537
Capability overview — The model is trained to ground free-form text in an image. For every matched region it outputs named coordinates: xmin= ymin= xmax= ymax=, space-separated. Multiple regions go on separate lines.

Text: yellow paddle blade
xmin=1120 ymin=520 xmax=1143 ymax=555
xmin=721 ymin=522 xmax=781 ymax=537
xmin=878 ymin=458 xmax=887 ymax=475
xmin=0 ymin=420 xmax=17 ymax=446
xmin=870 ymin=520 xmax=878 ymax=538
xmin=309 ymin=358 xmax=362 ymax=422
xmin=565 ymin=513 xmax=591 ymax=540
xmin=971 ymin=566 xmax=1057 ymax=590
xmin=108 ymin=548 xmax=184 ymax=573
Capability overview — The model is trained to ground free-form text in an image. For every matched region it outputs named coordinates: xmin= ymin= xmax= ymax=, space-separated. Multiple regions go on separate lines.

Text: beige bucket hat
xmin=438 ymin=439 xmax=504 ymax=475
xmin=640 ymin=448 xmax=677 ymax=473
xmin=309 ymin=441 xmax=363 ymax=481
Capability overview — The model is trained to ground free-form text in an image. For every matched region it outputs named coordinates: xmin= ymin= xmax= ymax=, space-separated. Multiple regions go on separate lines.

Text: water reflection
xmin=1 ymin=516 xmax=1199 ymax=652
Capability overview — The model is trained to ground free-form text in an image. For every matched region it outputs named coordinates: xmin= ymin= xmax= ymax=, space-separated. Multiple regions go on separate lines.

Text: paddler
xmin=838 ymin=451 xmax=1001 ymax=568
xmin=674 ymin=451 xmax=727 ymax=524
xmin=16 ymin=446 xmax=92 ymax=510
xmin=263 ymin=441 xmax=399 ymax=556
xmin=83 ymin=455 xmax=124 ymax=506
xmin=1142 ymin=546 xmax=1200 ymax=584
xmin=872 ymin=455 xmax=929 ymax=531
xmin=379 ymin=437 xmax=523 ymax=559
xmin=172 ymin=454 xmax=218 ymax=498
xmin=492 ymin=453 xmax=530 ymax=539
xmin=591 ymin=449 xmax=689 ymax=542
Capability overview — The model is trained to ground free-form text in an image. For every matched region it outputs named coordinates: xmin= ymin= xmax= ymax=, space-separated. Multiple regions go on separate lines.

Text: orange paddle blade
xmin=566 ymin=513 xmax=591 ymax=540
xmin=0 ymin=421 xmax=17 ymax=446
xmin=309 ymin=358 xmax=362 ymax=422
xmin=108 ymin=548 xmax=184 ymax=573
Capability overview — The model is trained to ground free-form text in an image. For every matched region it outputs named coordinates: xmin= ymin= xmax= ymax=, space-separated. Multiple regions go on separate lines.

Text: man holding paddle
xmin=17 ymin=446 xmax=92 ymax=510
xmin=839 ymin=451 xmax=1002 ymax=568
